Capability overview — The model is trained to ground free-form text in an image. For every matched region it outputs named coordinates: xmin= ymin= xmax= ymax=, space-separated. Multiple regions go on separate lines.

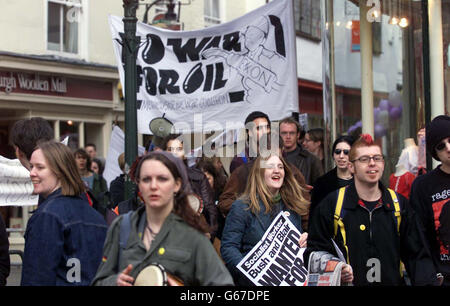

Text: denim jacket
xmin=220 ymin=198 xmax=303 ymax=285
xmin=21 ymin=188 xmax=108 ymax=286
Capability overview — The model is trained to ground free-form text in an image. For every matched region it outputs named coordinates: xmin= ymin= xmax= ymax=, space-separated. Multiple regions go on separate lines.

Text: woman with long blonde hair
xmin=220 ymin=152 xmax=310 ymax=286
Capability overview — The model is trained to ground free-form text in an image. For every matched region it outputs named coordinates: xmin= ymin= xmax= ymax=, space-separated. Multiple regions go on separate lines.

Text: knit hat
xmin=426 ymin=115 xmax=450 ymax=161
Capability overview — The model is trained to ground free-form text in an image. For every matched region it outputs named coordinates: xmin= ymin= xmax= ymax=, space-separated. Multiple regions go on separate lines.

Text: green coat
xmin=91 ymin=206 xmax=234 ymax=286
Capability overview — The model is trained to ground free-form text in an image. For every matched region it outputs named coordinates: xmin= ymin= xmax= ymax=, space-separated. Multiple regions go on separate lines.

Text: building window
xmin=294 ymin=0 xmax=321 ymax=41
xmin=204 ymin=0 xmax=221 ymax=27
xmin=47 ymin=0 xmax=81 ymax=54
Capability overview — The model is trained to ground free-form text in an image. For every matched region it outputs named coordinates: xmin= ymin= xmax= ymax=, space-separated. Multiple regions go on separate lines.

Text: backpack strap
xmin=334 ymin=187 xmax=350 ymax=263
xmin=118 ymin=211 xmax=133 ymax=269
xmin=387 ymin=188 xmax=401 ymax=233
xmin=238 ymin=151 xmax=248 ymax=164
xmin=387 ymin=188 xmax=406 ymax=278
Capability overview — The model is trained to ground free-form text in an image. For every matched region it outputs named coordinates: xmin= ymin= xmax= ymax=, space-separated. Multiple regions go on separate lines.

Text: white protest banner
xmin=237 ymin=211 xmax=308 ymax=286
xmin=0 ymin=156 xmax=38 ymax=206
xmin=109 ymin=0 xmax=298 ymax=135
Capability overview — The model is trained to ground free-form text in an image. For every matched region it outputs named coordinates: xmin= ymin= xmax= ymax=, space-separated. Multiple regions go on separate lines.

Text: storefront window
xmin=60 ymin=120 xmax=79 ymax=150
xmin=323 ymin=0 xmax=428 ymax=181
xmin=443 ymin=0 xmax=450 ymax=114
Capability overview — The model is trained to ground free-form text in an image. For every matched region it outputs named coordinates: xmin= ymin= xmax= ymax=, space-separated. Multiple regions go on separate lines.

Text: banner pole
xmin=122 ymin=0 xmax=139 ymax=201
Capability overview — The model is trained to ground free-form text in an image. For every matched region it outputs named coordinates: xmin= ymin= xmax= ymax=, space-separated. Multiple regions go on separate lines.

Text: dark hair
xmin=135 ymin=153 xmax=210 ymax=234
xmin=162 ymin=134 xmax=183 ymax=151
xmin=85 ymin=143 xmax=96 ymax=150
xmin=307 ymin=128 xmax=324 ymax=143
xmin=244 ymin=111 xmax=271 ymax=127
xmin=74 ymin=148 xmax=91 ymax=171
xmin=92 ymin=158 xmax=104 ymax=175
xmin=196 ymin=159 xmax=226 ymax=199
xmin=11 ymin=117 xmax=53 ymax=160
xmin=331 ymin=135 xmax=355 ymax=154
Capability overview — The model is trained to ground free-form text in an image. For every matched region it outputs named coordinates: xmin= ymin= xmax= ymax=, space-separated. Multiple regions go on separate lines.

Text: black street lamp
xmin=122 ymin=0 xmax=139 ymax=200
xmin=121 ymin=0 xmax=186 ymax=200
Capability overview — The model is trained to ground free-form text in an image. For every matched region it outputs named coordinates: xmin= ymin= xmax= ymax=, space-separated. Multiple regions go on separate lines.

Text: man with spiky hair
xmin=305 ymin=134 xmax=439 ymax=286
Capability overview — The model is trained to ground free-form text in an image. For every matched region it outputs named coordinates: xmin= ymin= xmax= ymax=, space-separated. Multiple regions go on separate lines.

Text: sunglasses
xmin=435 ymin=138 xmax=450 ymax=151
xmin=334 ymin=149 xmax=350 ymax=155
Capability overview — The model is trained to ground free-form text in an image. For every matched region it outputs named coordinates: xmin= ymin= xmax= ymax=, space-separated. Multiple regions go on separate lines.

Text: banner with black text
xmin=109 ymin=0 xmax=298 ymax=134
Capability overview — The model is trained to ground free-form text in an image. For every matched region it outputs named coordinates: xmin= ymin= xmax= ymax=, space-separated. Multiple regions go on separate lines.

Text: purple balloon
xmin=378 ymin=99 xmax=390 ymax=111
xmin=373 ymin=107 xmax=380 ymax=120
xmin=389 ymin=105 xmax=402 ymax=120
xmin=375 ymin=123 xmax=387 ymax=138
xmin=347 ymin=125 xmax=356 ymax=134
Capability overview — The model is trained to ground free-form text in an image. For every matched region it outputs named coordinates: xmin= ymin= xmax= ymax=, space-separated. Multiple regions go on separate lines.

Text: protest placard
xmin=237 ymin=211 xmax=308 ymax=286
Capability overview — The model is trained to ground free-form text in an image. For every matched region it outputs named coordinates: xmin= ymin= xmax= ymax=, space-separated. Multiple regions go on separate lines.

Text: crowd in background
xmin=0 ymin=113 xmax=449 ymax=286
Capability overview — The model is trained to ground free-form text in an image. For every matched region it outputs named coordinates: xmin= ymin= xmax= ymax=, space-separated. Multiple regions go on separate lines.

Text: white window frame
xmin=204 ymin=0 xmax=221 ymax=27
xmin=45 ymin=0 xmax=85 ymax=58
xmin=294 ymin=0 xmax=321 ymax=41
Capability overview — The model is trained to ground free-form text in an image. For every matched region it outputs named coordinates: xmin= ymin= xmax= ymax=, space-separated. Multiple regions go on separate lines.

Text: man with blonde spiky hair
xmin=305 ymin=134 xmax=439 ymax=286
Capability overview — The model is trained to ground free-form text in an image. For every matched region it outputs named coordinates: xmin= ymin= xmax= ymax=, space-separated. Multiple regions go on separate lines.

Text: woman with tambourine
xmin=92 ymin=151 xmax=234 ymax=286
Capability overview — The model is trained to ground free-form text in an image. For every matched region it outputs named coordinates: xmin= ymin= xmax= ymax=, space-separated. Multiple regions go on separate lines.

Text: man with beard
xmin=229 ymin=111 xmax=271 ymax=174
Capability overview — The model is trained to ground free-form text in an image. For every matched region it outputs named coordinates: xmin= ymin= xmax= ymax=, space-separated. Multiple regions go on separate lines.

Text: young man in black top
xmin=410 ymin=115 xmax=450 ymax=286
xmin=306 ymin=134 xmax=439 ymax=286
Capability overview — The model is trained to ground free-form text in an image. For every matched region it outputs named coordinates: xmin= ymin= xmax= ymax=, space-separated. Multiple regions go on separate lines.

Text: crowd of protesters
xmin=0 ymin=113 xmax=449 ymax=286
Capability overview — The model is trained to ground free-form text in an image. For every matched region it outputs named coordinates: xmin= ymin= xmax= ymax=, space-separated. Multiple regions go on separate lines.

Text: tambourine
xmin=134 ymin=263 xmax=168 ymax=286
xmin=187 ymin=193 xmax=204 ymax=214
xmin=134 ymin=263 xmax=184 ymax=286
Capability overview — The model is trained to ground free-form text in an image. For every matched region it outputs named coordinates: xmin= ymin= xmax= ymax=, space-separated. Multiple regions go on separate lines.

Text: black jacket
xmin=284 ymin=145 xmax=323 ymax=185
xmin=310 ymin=167 xmax=353 ymax=218
xmin=109 ymin=174 xmax=125 ymax=207
xmin=0 ymin=214 xmax=9 ymax=286
xmin=305 ymin=182 xmax=438 ymax=286
xmin=409 ymin=166 xmax=450 ymax=283
xmin=188 ymin=166 xmax=218 ymax=241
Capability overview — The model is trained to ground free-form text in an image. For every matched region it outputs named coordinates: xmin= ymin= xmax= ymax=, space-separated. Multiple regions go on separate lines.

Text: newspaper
xmin=236 ymin=211 xmax=308 ymax=286
xmin=307 ymin=251 xmax=346 ymax=286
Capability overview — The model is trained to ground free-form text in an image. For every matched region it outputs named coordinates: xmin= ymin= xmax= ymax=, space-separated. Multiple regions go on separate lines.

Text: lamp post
xmin=121 ymin=0 xmax=184 ymax=200
xmin=122 ymin=0 xmax=139 ymax=200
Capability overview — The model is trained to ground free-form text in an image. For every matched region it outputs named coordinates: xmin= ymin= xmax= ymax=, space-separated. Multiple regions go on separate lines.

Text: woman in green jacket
xmin=92 ymin=151 xmax=233 ymax=286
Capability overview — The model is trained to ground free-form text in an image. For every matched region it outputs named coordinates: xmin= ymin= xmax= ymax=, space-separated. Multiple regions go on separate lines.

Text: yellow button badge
xmin=360 ymin=224 xmax=366 ymax=231
xmin=158 ymin=247 xmax=165 ymax=255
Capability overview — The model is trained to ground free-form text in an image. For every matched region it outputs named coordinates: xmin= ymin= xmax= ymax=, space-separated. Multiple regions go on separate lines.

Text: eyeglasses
xmin=334 ymin=149 xmax=349 ymax=155
xmin=351 ymin=154 xmax=384 ymax=164
xmin=436 ymin=138 xmax=450 ymax=151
